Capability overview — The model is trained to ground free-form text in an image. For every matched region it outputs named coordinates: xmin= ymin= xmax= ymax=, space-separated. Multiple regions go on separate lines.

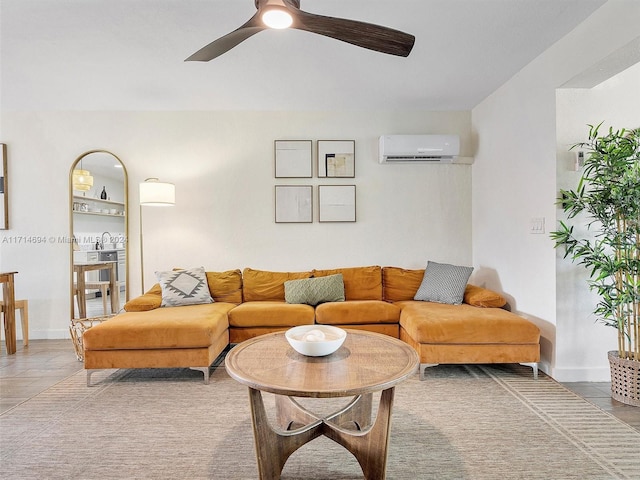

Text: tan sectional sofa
xmin=383 ymin=267 xmax=541 ymax=378
xmin=82 ymin=265 xmax=540 ymax=385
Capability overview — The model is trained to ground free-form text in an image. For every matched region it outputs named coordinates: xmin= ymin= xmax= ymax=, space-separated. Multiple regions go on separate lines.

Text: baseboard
xmin=550 ymin=366 xmax=612 ymax=382
xmin=1 ymin=328 xmax=70 ymax=341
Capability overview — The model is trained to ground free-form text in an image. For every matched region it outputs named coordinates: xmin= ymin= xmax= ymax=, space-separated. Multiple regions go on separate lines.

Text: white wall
xmin=555 ymin=62 xmax=640 ymax=380
xmin=472 ymin=1 xmax=640 ymax=380
xmin=0 ymin=110 xmax=472 ymax=340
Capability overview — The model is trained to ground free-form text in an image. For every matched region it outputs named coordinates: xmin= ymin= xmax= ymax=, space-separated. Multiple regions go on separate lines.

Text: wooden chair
xmin=0 ymin=299 xmax=28 ymax=346
xmin=74 ymin=281 xmax=111 ymax=317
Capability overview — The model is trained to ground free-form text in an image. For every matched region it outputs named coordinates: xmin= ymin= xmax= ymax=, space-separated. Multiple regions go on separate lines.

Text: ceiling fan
xmin=185 ymin=0 xmax=415 ymax=62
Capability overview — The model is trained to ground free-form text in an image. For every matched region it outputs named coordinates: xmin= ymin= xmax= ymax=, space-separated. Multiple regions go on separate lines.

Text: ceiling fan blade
xmin=291 ymin=10 xmax=415 ymax=57
xmin=185 ymin=13 xmax=266 ymax=62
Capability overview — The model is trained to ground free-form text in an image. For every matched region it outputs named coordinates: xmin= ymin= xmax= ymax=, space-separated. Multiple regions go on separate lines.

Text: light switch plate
xmin=530 ymin=217 xmax=545 ymax=234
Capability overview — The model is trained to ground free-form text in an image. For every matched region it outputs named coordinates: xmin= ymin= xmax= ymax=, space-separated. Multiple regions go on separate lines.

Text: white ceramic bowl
xmin=285 ymin=325 xmax=347 ymax=357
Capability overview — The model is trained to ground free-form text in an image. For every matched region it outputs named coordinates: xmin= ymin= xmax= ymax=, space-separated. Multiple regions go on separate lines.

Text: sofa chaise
xmin=82 ymin=265 xmax=541 ymax=384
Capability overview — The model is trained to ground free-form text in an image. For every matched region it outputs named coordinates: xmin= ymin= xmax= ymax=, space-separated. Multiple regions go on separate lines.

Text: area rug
xmin=1 ymin=363 xmax=639 ymax=479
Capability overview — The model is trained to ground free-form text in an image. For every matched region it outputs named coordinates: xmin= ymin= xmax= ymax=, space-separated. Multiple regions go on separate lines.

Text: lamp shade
xmin=72 ymin=169 xmax=94 ymax=191
xmin=139 ymin=178 xmax=175 ymax=206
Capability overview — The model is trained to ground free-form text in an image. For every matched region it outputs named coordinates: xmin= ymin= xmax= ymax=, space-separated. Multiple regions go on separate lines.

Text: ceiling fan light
xmin=72 ymin=169 xmax=94 ymax=191
xmin=262 ymin=8 xmax=293 ymax=29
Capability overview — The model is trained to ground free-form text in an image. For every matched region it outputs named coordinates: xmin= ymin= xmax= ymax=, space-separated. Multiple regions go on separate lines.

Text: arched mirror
xmin=69 ymin=150 xmax=128 ymax=320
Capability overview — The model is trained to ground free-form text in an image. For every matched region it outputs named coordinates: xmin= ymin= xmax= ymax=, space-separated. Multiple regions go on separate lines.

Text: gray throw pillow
xmin=155 ymin=267 xmax=214 ymax=307
xmin=284 ymin=274 xmax=345 ymax=306
xmin=414 ymin=261 xmax=473 ymax=305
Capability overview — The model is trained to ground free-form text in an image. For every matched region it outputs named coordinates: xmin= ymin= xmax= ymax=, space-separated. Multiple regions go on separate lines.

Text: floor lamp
xmin=139 ymin=178 xmax=175 ymax=293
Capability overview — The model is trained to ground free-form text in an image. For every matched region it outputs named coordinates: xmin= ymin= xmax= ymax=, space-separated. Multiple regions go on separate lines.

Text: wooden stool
xmin=0 ymin=299 xmax=28 ymax=346
xmin=74 ymin=281 xmax=110 ymax=316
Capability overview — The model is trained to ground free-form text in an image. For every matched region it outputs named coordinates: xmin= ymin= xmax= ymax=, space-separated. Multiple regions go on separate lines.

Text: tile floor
xmin=1 ymin=295 xmax=123 ymax=413
xmin=1 ymin=335 xmax=639 ymax=431
xmin=561 ymin=380 xmax=640 ymax=430
xmin=0 ymin=339 xmax=84 ymax=413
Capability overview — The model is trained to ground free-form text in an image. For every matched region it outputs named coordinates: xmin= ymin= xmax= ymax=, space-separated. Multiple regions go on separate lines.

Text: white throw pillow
xmin=155 ymin=267 xmax=214 ymax=307
xmin=414 ymin=261 xmax=473 ymax=305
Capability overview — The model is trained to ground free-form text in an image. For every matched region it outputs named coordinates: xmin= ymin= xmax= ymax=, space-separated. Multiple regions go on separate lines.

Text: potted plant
xmin=551 ymin=123 xmax=639 ymax=407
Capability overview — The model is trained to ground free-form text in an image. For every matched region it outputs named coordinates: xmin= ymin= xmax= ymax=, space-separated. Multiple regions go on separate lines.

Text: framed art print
xmin=318 ymin=185 xmax=356 ymax=222
xmin=275 ymin=185 xmax=313 ymax=223
xmin=0 ymin=144 xmax=7 ymax=229
xmin=317 ymin=140 xmax=355 ymax=178
xmin=275 ymin=140 xmax=313 ymax=178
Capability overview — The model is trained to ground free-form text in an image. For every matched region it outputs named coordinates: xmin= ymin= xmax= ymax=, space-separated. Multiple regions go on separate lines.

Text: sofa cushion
xmin=284 ymin=274 xmax=345 ymax=306
xmin=312 ymin=266 xmax=382 ymax=300
xmin=242 ymin=268 xmax=312 ymax=302
xmin=463 ymin=284 xmax=507 ymax=308
xmin=124 ymin=269 xmax=242 ymax=312
xmin=414 ymin=261 xmax=473 ymax=305
xmin=228 ymin=301 xmax=315 ymax=328
xmin=124 ymin=284 xmax=162 ymax=312
xmin=156 ymin=267 xmax=214 ymax=307
xmin=315 ymin=300 xmax=401 ymax=325
xmin=83 ymin=303 xmax=233 ymax=350
xmin=398 ymin=301 xmax=540 ymax=344
xmin=383 ymin=266 xmax=506 ymax=308
xmin=382 ymin=267 xmax=424 ymax=302
xmin=206 ymin=269 xmax=243 ymax=303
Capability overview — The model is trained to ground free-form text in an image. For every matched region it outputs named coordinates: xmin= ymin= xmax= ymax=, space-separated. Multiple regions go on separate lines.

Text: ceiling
xmin=1 ymin=0 xmax=607 ymax=112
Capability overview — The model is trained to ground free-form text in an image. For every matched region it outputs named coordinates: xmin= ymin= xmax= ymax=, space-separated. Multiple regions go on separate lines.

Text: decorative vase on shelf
xmin=100 ymin=187 xmax=107 ymax=200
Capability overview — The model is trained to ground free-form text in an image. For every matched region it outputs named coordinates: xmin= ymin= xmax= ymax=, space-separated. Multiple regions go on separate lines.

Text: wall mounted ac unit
xmin=379 ymin=135 xmax=465 ymax=163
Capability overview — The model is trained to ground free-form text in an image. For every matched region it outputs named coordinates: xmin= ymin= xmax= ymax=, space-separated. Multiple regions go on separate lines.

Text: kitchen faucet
xmin=100 ymin=231 xmax=111 ymax=250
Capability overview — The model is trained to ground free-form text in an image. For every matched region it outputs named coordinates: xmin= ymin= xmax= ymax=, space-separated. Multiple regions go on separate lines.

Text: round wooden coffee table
xmin=225 ymin=329 xmax=419 ymax=480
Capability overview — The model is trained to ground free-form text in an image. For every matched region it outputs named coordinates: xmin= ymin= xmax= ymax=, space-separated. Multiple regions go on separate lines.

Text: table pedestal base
xmin=248 ymin=387 xmax=395 ymax=480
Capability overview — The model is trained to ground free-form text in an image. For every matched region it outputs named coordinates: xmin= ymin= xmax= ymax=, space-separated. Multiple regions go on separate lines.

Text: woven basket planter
xmin=608 ymin=351 xmax=640 ymax=407
xmin=69 ymin=315 xmax=114 ymax=361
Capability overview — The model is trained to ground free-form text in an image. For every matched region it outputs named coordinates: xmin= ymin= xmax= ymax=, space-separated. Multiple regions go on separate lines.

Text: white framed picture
xmin=0 ymin=144 xmax=7 ymax=229
xmin=275 ymin=140 xmax=313 ymax=178
xmin=275 ymin=185 xmax=313 ymax=223
xmin=317 ymin=140 xmax=355 ymax=178
xmin=318 ymin=185 xmax=356 ymax=222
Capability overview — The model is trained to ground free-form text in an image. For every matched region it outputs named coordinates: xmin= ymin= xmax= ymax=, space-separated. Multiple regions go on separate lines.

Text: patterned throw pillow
xmin=414 ymin=261 xmax=474 ymax=305
xmin=284 ymin=274 xmax=345 ymax=306
xmin=155 ymin=267 xmax=214 ymax=307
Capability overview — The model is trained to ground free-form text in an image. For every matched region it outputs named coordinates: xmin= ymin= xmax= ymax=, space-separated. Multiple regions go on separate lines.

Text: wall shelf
xmin=73 ymin=195 xmax=125 ymax=216
xmin=72 ymin=211 xmax=125 ymax=218
xmin=73 ymin=195 xmax=124 ymax=207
